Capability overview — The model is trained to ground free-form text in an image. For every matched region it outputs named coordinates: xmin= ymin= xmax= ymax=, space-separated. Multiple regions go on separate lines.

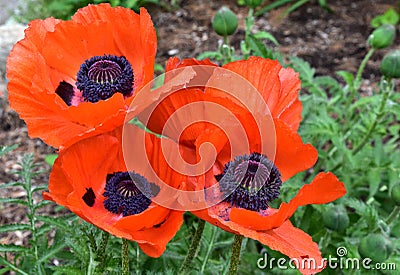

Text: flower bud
xmin=212 ymin=6 xmax=238 ymax=36
xmin=322 ymin=205 xmax=349 ymax=232
xmin=245 ymin=0 xmax=262 ymax=8
xmin=368 ymin=24 xmax=396 ymax=49
xmin=358 ymin=233 xmax=393 ymax=262
xmin=381 ymin=50 xmax=400 ymax=78
xmin=391 ymin=183 xmax=400 ymax=205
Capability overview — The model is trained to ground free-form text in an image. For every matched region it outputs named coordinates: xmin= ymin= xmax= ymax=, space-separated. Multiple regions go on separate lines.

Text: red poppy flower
xmin=6 ymin=3 xmax=156 ymax=149
xmin=43 ymin=125 xmax=184 ymax=257
xmin=135 ymin=57 xmax=346 ymax=273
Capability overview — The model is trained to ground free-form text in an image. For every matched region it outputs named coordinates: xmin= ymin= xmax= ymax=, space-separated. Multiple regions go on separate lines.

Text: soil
xmin=0 ymin=0 xmax=399 ymax=247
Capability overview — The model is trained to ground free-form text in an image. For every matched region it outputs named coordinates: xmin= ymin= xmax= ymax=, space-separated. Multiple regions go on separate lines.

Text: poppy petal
xmin=222 ymin=56 xmax=302 ymax=129
xmin=7 ymin=4 xmax=157 ymax=148
xmin=229 ymin=172 xmax=346 ymax=230
xmin=132 ymin=211 xmax=184 ymax=258
xmin=246 ymin=220 xmax=324 ymax=275
xmin=274 ymin=118 xmax=318 ymax=181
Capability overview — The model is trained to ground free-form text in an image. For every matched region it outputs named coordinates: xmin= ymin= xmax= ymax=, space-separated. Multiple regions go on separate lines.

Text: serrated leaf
xmin=289 ymin=56 xmax=315 ymax=82
xmin=0 ymin=181 xmax=25 ymax=188
xmin=0 ymin=223 xmax=31 ymax=233
xmin=0 ymin=144 xmax=18 ymax=157
xmin=253 ymin=31 xmax=279 ymax=45
xmin=38 ymin=242 xmax=66 ymax=264
xmin=0 ymin=244 xmax=30 ymax=253
xmin=32 ymin=185 xmax=49 ymax=194
xmin=0 ymin=198 xmax=28 ymax=206
xmin=36 ymin=215 xmax=72 ymax=232
xmin=247 ymin=34 xmax=270 ymax=58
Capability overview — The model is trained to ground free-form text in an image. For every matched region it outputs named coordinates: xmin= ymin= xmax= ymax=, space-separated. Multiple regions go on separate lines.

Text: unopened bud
xmin=212 ymin=6 xmax=238 ymax=36
xmin=381 ymin=50 xmax=400 ymax=78
xmin=368 ymin=24 xmax=396 ymax=49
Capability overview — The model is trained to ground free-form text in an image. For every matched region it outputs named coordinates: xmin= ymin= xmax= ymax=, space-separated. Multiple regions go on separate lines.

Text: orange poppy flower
xmin=135 ymin=57 xmax=346 ymax=273
xmin=6 ymin=3 xmax=156 ymax=149
xmin=43 ymin=125 xmax=184 ymax=257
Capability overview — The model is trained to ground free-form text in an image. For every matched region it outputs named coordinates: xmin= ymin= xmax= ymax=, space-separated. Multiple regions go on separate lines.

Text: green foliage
xmin=15 ymin=0 xmax=179 ymax=21
xmin=371 ymin=7 xmax=400 ymax=28
xmin=255 ymin=0 xmax=331 ymax=17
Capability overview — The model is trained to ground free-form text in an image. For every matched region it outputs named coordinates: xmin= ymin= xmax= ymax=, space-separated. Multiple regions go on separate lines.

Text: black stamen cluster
xmin=103 ymin=171 xmax=154 ymax=216
xmin=216 ymin=152 xmax=282 ymax=212
xmin=76 ymin=55 xmax=134 ymax=103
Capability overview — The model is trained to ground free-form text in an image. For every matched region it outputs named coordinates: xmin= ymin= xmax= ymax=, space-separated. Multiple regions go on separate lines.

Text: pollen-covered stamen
xmin=76 ymin=54 xmax=134 ymax=103
xmin=103 ymin=171 xmax=157 ymax=217
xmin=216 ymin=152 xmax=282 ymax=212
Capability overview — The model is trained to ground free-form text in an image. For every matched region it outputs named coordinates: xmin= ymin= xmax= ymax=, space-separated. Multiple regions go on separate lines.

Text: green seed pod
xmin=212 ymin=6 xmax=238 ymax=36
xmin=245 ymin=0 xmax=262 ymax=8
xmin=368 ymin=24 xmax=396 ymax=49
xmin=322 ymin=205 xmax=349 ymax=232
xmin=381 ymin=50 xmax=400 ymax=78
xmin=391 ymin=183 xmax=400 ymax=205
xmin=358 ymin=233 xmax=393 ymax=262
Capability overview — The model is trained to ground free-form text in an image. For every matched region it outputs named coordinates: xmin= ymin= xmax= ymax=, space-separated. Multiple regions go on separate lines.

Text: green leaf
xmin=371 ymin=8 xmax=400 ymax=28
xmin=0 ymin=256 xmax=29 ymax=275
xmin=0 ymin=144 xmax=18 ymax=157
xmin=0 ymin=223 xmax=30 ymax=233
xmin=44 ymin=154 xmax=58 ymax=166
xmin=197 ymin=51 xmax=223 ymax=60
xmin=247 ymin=34 xmax=269 ymax=58
xmin=255 ymin=0 xmax=293 ymax=16
xmin=0 ymin=181 xmax=25 ymax=188
xmin=289 ymin=56 xmax=315 ymax=82
xmin=38 ymin=242 xmax=66 ymax=264
xmin=0 ymin=198 xmax=28 ymax=206
xmin=318 ymin=0 xmax=332 ymax=12
xmin=336 ymin=70 xmax=354 ymax=87
xmin=253 ymin=31 xmax=279 ymax=45
xmin=0 ymin=244 xmax=30 ymax=253
xmin=52 ymin=266 xmax=85 ymax=275
xmin=368 ymin=168 xmax=381 ymax=197
xmin=36 ymin=215 xmax=72 ymax=232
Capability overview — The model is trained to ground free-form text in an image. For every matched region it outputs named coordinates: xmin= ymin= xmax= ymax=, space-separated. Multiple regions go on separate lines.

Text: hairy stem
xmin=179 ymin=219 xmax=206 ymax=274
xmin=229 ymin=235 xmax=244 ymax=275
xmin=122 ymin=239 xmax=129 ymax=275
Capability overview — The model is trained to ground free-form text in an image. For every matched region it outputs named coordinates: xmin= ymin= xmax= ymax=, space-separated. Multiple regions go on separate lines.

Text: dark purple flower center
xmin=103 ymin=171 xmax=158 ymax=217
xmin=55 ymin=55 xmax=134 ymax=105
xmin=216 ymin=152 xmax=282 ymax=212
xmin=77 ymin=55 xmax=134 ymax=103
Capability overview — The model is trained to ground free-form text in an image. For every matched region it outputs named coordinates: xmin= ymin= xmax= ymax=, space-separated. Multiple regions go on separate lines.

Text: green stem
xmin=97 ymin=231 xmax=109 ymax=269
xmin=228 ymin=235 xmax=244 ymax=275
xmin=179 ymin=219 xmax=206 ymax=274
xmin=355 ymin=48 xmax=375 ymax=90
xmin=200 ymin=225 xmax=218 ymax=273
xmin=386 ymin=206 xmax=400 ymax=226
xmin=352 ymin=81 xmax=391 ymax=155
xmin=345 ymin=48 xmax=375 ymax=122
xmin=122 ymin=239 xmax=129 ymax=275
xmin=244 ymin=8 xmax=254 ymax=60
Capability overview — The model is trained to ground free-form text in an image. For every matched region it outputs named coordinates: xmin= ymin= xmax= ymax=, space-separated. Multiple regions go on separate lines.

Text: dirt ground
xmin=0 ymin=0 xmax=399 ymax=246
